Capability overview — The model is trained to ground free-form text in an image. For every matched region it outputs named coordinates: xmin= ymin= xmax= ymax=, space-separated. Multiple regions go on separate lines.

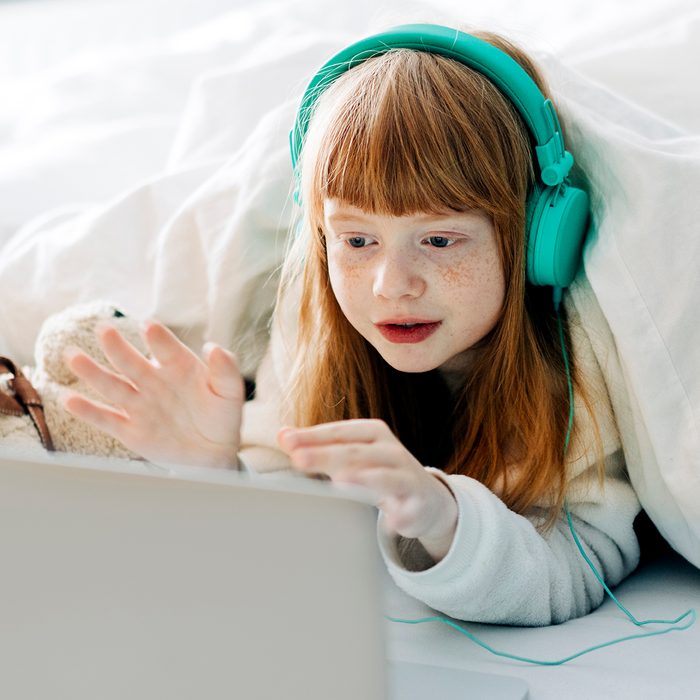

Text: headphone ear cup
xmin=526 ymin=184 xmax=590 ymax=288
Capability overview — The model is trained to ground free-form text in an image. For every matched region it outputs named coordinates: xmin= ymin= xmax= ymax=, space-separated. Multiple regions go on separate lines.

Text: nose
xmin=372 ymin=251 xmax=425 ymax=300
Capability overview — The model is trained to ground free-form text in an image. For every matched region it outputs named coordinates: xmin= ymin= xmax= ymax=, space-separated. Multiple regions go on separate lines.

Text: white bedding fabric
xmin=383 ymin=549 xmax=700 ymax=700
xmin=0 ymin=0 xmax=698 ymax=574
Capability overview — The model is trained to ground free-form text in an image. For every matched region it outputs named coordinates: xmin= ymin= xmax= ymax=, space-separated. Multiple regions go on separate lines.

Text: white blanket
xmin=0 ymin=0 xmax=698 ymax=569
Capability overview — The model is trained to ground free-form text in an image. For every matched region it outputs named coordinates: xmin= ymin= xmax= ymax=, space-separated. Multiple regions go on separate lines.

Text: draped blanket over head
xmin=0 ymin=1 xmax=698 ymax=569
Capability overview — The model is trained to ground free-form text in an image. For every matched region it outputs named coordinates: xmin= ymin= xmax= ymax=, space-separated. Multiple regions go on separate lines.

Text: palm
xmin=64 ymin=320 xmax=245 ymax=469
xmin=137 ymin=355 xmax=242 ymax=465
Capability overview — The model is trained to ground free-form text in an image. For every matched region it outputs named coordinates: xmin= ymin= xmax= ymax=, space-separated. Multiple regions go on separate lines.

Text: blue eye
xmin=428 ymin=236 xmax=452 ymax=248
xmin=348 ymin=237 xmax=367 ymax=248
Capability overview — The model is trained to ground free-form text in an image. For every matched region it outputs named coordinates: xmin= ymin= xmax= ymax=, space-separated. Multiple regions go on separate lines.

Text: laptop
xmin=0 ymin=450 xmax=528 ymax=699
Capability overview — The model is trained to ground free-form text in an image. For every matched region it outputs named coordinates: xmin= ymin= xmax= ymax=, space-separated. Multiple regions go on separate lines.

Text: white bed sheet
xmin=385 ymin=550 xmax=700 ymax=699
xmin=0 ymin=1 xmax=699 ymax=697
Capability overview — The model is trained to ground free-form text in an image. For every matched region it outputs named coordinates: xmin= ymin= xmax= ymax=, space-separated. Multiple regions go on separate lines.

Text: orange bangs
xmin=299 ymin=46 xmax=535 ymax=230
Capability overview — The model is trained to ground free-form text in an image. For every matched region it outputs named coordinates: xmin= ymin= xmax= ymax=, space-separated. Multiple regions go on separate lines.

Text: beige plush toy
xmin=0 ymin=301 xmax=148 ymax=459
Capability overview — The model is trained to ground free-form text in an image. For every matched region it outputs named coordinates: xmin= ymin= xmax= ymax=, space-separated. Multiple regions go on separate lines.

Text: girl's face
xmin=323 ymin=199 xmax=506 ymax=375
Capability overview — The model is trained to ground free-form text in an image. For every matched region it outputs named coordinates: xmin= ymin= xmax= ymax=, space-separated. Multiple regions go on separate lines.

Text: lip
xmin=375 ymin=320 xmax=442 ymax=344
xmin=376 ymin=317 xmax=438 ymax=325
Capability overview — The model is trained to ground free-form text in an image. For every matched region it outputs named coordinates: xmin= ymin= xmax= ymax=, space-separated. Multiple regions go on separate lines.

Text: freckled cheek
xmin=327 ymin=257 xmax=368 ymax=312
xmin=440 ymin=256 xmax=506 ymax=313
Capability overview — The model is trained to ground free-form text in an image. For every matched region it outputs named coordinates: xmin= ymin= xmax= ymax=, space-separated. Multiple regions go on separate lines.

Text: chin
xmin=376 ymin=351 xmax=441 ymax=374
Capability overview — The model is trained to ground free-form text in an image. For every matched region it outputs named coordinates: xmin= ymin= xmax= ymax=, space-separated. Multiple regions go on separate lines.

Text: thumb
xmin=202 ymin=342 xmax=244 ymax=401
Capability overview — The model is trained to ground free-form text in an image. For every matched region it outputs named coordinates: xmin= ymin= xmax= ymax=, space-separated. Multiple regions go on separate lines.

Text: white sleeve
xmin=238 ymin=280 xmax=299 ymax=474
xmin=377 ymin=453 xmax=640 ymax=626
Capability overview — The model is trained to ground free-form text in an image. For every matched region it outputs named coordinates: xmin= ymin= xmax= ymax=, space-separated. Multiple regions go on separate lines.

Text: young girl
xmin=63 ymin=26 xmax=641 ymax=626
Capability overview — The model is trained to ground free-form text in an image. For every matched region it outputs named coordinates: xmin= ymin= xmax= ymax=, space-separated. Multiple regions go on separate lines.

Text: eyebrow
xmin=326 ymin=211 xmax=375 ymax=224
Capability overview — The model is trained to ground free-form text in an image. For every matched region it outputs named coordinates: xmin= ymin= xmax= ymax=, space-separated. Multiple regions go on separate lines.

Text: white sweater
xmin=239 ymin=275 xmax=641 ymax=626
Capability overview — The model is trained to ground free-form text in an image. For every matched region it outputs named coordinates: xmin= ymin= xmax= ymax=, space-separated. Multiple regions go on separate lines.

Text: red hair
xmin=279 ymin=32 xmax=603 ymax=529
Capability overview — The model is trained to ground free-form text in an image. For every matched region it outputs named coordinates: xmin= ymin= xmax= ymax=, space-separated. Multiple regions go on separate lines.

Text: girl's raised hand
xmin=277 ymin=419 xmax=458 ymax=561
xmin=63 ymin=320 xmax=245 ymax=469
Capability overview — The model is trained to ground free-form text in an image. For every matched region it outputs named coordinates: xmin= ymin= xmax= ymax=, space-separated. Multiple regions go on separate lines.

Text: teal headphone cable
xmin=555 ymin=293 xmax=694 ymax=632
xmin=383 ymin=608 xmax=695 ymax=667
xmin=385 ymin=290 xmax=696 ymax=666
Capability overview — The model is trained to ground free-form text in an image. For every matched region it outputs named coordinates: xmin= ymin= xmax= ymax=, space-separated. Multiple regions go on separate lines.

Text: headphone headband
xmin=289 ymin=23 xmax=589 ymax=289
xmin=290 ymin=24 xmax=573 ymax=187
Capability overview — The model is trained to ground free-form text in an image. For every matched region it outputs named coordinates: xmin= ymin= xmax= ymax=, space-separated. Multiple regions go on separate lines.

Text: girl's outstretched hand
xmin=63 ymin=320 xmax=245 ymax=469
xmin=277 ymin=419 xmax=458 ymax=561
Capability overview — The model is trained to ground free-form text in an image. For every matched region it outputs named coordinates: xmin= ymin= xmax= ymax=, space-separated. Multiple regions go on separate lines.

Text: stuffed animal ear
xmin=34 ymin=301 xmax=148 ymax=385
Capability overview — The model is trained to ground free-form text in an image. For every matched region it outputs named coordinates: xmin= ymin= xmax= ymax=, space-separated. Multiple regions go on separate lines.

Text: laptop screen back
xmin=0 ymin=452 xmax=387 ymax=700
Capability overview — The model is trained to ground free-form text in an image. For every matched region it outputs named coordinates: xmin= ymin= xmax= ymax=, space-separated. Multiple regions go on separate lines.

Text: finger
xmin=290 ymin=443 xmax=408 ymax=500
xmin=141 ymin=320 xmax=200 ymax=373
xmin=289 ymin=441 xmax=399 ymax=475
xmin=64 ymin=347 xmax=139 ymax=407
xmin=97 ymin=322 xmax=157 ymax=386
xmin=202 ymin=342 xmax=245 ymax=401
xmin=63 ymin=392 xmax=129 ymax=440
xmin=278 ymin=419 xmax=389 ymax=451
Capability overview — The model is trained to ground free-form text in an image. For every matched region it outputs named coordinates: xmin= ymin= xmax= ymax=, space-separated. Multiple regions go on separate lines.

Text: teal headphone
xmin=290 ymin=23 xmax=590 ymax=291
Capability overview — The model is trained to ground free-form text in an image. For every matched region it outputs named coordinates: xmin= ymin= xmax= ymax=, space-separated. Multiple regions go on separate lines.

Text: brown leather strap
xmin=0 ymin=390 xmax=24 ymax=416
xmin=0 ymin=358 xmax=24 ymax=416
xmin=0 ymin=357 xmax=55 ymax=451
